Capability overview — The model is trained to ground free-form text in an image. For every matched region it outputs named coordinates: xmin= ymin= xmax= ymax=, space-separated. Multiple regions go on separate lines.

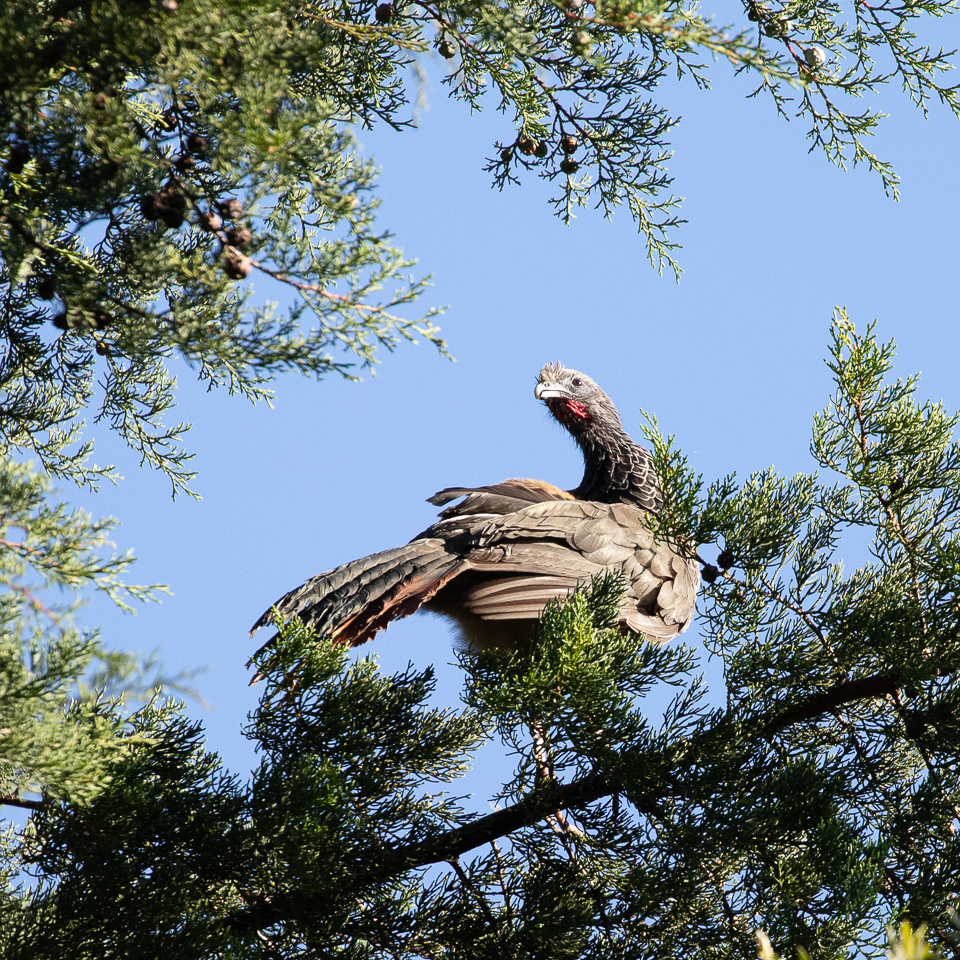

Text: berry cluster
xmin=136 ymin=120 xmax=256 ymax=284
xmin=501 ymin=131 xmax=582 ymax=175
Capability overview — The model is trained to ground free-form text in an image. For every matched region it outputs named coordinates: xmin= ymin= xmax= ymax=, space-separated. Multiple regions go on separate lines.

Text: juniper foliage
xmin=1 ymin=0 xmax=958 ymax=498
xmin=3 ymin=2 xmax=960 ymax=953
xmin=5 ymin=319 xmax=960 ymax=958
xmin=0 ymin=458 xmax=167 ymax=812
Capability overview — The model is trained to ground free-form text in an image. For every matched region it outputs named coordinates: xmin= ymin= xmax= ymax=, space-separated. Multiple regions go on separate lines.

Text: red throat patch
xmin=548 ymin=398 xmax=591 ymax=424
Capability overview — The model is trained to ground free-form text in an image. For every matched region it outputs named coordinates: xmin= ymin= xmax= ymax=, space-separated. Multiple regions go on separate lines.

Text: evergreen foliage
xmin=0 ymin=457 xmax=166 ymax=809
xmin=1 ymin=0 xmax=957 ymax=495
xmin=4 ymin=1 xmax=960 ymax=955
xmin=6 ymin=320 xmax=960 ymax=957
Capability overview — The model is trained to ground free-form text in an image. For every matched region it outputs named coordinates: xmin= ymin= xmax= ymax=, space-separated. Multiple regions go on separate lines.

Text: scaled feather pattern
xmin=250 ymin=364 xmax=699 ymax=670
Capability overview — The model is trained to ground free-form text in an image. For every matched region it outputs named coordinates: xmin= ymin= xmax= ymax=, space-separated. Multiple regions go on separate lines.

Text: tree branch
xmin=0 ymin=792 xmax=43 ymax=811
xmin=225 ymin=670 xmax=909 ymax=935
xmin=392 ymin=672 xmax=904 ymax=869
xmin=757 ymin=673 xmax=901 ymax=738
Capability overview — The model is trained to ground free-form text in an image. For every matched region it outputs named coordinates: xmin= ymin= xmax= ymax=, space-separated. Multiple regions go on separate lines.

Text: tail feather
xmin=248 ymin=539 xmax=463 ymax=672
xmin=333 ymin=553 xmax=466 ymax=646
xmin=249 ymin=542 xmax=441 ymax=635
xmin=300 ymin=542 xmax=445 ymax=637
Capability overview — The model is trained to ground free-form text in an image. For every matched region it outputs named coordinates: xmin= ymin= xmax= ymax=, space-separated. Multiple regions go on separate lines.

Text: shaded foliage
xmin=8 ymin=321 xmax=960 ymax=957
xmin=1 ymin=0 xmax=957 ymax=496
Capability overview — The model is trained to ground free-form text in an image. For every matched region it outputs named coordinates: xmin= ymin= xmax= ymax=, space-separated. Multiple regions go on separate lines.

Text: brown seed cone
xmin=218 ymin=198 xmax=244 ymax=220
xmin=159 ymin=185 xmax=186 ymax=211
xmin=159 ymin=208 xmax=185 ymax=229
xmin=199 ymin=211 xmax=223 ymax=232
xmin=6 ymin=141 xmax=30 ymax=174
xmin=518 ymin=137 xmax=537 ymax=156
xmin=225 ymin=225 xmax=253 ymax=248
xmin=140 ymin=195 xmax=161 ymax=220
xmin=223 ymin=247 xmax=252 ymax=279
xmin=561 ymin=135 xmax=578 ymax=154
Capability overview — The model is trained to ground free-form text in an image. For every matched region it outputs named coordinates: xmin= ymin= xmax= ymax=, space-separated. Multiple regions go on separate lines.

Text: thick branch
xmin=225 ymin=669 xmax=905 ymax=934
xmin=757 ymin=673 xmax=901 ymax=737
xmin=0 ymin=792 xmax=43 ymax=811
xmin=393 ymin=672 xmax=903 ymax=869
xmin=395 ymin=773 xmax=611 ymax=868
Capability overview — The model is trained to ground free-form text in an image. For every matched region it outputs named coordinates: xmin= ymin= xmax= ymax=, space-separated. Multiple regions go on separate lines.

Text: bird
xmin=249 ymin=363 xmax=699 ymax=667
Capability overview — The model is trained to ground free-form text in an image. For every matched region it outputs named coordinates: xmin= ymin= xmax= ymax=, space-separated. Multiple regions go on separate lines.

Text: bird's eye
xmin=572 ymin=377 xmax=583 ymax=387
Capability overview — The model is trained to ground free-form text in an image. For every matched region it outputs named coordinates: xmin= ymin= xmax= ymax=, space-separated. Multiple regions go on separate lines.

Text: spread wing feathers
xmin=250 ymin=491 xmax=699 ymax=663
xmin=460 ymin=575 xmax=581 ymax=619
xmin=249 ymin=540 xmax=464 ymax=653
xmin=461 ymin=501 xmax=700 ymax=638
xmin=428 ymin=478 xmax=575 ymax=522
xmin=471 ymin=502 xmax=648 ymax=564
xmin=329 ymin=553 xmax=466 ymax=647
xmin=429 ymin=478 xmax=576 ymax=509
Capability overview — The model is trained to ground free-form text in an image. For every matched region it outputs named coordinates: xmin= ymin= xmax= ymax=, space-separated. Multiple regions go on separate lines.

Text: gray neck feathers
xmin=568 ymin=401 xmax=663 ymax=513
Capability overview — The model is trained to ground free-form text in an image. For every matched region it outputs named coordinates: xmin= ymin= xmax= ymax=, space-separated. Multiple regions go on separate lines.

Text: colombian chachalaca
xmin=250 ymin=363 xmax=699 ymax=663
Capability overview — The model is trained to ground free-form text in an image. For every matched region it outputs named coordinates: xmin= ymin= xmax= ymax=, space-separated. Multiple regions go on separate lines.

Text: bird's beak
xmin=535 ymin=381 xmax=565 ymax=401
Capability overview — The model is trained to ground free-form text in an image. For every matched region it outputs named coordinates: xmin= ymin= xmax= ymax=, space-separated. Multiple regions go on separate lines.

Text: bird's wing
xmin=250 ymin=484 xmax=590 ymax=655
xmin=250 ymin=485 xmax=699 ymax=667
xmin=249 ymin=539 xmax=464 ymax=646
xmin=426 ymin=478 xmax=575 ymax=523
xmin=470 ymin=500 xmax=646 ymax=564
xmin=460 ymin=575 xmax=583 ymax=619
xmin=429 ymin=478 xmax=575 ymax=508
xmin=456 ymin=500 xmax=699 ymax=638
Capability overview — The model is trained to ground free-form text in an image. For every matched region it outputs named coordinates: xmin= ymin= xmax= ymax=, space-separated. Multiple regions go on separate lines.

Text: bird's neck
xmin=570 ymin=418 xmax=663 ymax=513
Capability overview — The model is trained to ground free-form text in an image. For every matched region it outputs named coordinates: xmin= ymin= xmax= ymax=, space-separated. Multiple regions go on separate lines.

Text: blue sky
xmin=65 ymin=35 xmax=960 ymax=790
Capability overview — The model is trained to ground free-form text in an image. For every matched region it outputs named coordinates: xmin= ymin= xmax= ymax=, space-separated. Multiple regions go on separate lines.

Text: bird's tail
xmin=248 ymin=538 xmax=464 ymax=670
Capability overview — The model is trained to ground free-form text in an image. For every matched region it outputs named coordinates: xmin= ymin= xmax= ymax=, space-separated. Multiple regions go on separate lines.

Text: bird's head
xmin=534 ymin=362 xmax=621 ymax=434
